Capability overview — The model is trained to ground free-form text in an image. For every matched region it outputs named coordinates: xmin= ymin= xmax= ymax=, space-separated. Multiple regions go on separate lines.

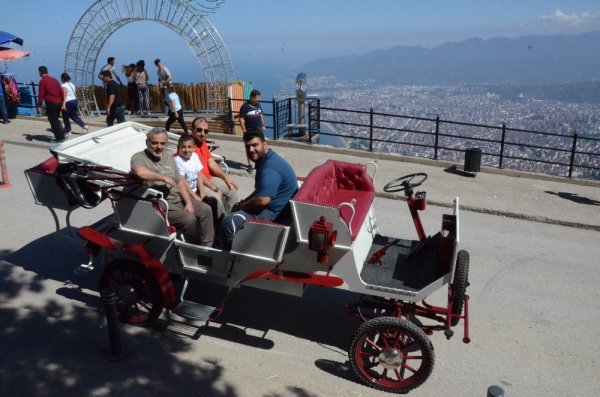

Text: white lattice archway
xmin=64 ymin=0 xmax=235 ymax=114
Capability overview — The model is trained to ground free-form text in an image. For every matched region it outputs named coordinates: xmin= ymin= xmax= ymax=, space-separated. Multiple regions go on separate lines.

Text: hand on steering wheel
xmin=383 ymin=173 xmax=428 ymax=193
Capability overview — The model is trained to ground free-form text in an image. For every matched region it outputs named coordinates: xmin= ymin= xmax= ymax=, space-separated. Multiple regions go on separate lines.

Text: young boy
xmin=174 ymin=134 xmax=205 ymax=201
xmin=175 ymin=134 xmax=219 ymax=226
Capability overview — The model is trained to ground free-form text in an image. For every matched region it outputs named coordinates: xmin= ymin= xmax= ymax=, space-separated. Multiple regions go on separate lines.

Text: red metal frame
xmin=407 ymin=192 xmax=427 ymax=241
xmin=346 ymin=281 xmax=471 ymax=344
xmin=79 ymin=226 xmax=179 ymax=309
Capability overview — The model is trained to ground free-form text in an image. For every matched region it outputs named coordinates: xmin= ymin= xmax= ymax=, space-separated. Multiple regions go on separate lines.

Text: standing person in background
xmin=98 ymin=57 xmax=122 ymax=85
xmin=165 ymin=84 xmax=188 ymax=134
xmin=123 ymin=63 xmax=138 ymax=115
xmin=239 ymin=89 xmax=266 ymax=172
xmin=36 ymin=66 xmax=65 ymax=142
xmin=154 ymin=58 xmax=172 ymax=117
xmin=60 ymin=73 xmax=89 ymax=135
xmin=100 ymin=70 xmax=126 ymax=126
xmin=134 ymin=60 xmax=150 ymax=116
xmin=0 ymin=79 xmax=9 ymax=124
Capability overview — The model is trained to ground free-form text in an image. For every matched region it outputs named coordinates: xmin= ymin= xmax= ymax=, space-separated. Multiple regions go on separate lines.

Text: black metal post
xmin=369 ymin=108 xmax=374 ymax=152
xmin=30 ymin=81 xmax=38 ymax=114
xmin=499 ymin=123 xmax=506 ymax=169
xmin=271 ymin=97 xmax=279 ymax=139
xmin=307 ymin=100 xmax=313 ymax=144
xmin=434 ymin=115 xmax=440 ymax=160
xmin=568 ymin=132 xmax=578 ymax=178
xmin=101 ymin=288 xmax=127 ymax=361
xmin=227 ymin=97 xmax=233 ymax=134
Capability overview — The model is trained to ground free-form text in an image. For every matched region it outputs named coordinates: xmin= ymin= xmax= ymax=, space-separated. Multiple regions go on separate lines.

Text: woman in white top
xmin=60 ymin=73 xmax=89 ymax=134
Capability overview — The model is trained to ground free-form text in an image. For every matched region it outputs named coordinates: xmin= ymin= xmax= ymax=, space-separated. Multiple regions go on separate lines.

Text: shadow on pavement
xmin=1 ymin=228 xmax=364 ymax=395
xmin=545 ymin=190 xmax=600 ymax=206
xmin=23 ymin=133 xmax=53 ymax=143
xmin=443 ymin=165 xmax=476 ymax=178
xmin=0 ymin=234 xmax=240 ymax=397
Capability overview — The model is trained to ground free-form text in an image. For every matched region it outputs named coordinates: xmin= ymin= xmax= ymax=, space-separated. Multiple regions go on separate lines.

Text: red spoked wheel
xmin=99 ymin=260 xmax=164 ymax=327
xmin=349 ymin=317 xmax=434 ymax=394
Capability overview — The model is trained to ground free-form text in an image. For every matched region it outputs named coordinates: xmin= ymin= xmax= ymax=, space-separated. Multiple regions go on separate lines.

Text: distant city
xmin=279 ymin=76 xmax=600 ymax=179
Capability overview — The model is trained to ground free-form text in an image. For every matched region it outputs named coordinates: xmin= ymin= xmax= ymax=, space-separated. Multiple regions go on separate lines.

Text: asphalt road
xmin=1 ymin=143 xmax=599 ymax=396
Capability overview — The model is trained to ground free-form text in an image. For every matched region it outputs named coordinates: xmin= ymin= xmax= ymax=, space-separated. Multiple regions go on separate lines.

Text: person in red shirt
xmin=36 ymin=66 xmax=66 ymax=142
xmin=191 ymin=117 xmax=239 ymax=220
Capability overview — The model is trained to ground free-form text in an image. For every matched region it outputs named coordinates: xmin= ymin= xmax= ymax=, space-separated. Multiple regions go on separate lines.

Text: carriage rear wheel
xmin=99 ymin=260 xmax=164 ymax=327
xmin=349 ymin=316 xmax=435 ymax=394
xmin=450 ymin=250 xmax=470 ymax=326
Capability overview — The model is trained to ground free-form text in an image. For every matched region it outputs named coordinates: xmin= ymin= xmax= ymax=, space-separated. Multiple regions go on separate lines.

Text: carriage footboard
xmin=361 ymin=233 xmax=451 ymax=296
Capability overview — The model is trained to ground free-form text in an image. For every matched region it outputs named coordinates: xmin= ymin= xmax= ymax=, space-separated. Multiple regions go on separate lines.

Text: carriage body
xmin=25 ymin=122 xmax=470 ymax=394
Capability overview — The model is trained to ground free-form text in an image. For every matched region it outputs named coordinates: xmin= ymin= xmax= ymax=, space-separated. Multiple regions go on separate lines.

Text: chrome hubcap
xmin=378 ymin=348 xmax=403 ymax=370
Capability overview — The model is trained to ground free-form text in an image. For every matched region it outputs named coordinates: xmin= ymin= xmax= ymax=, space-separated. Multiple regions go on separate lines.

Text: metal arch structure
xmin=64 ymin=0 xmax=235 ymax=115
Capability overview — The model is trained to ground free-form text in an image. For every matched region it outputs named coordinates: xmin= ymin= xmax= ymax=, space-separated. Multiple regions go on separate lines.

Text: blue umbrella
xmin=0 ymin=31 xmax=24 ymax=46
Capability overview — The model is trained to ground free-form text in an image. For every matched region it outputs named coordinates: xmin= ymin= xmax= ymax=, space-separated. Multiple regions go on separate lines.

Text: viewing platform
xmin=2 ymin=115 xmax=599 ymax=231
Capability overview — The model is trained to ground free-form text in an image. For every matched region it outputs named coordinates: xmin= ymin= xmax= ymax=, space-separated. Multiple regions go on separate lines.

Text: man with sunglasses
xmin=191 ymin=117 xmax=239 ymax=220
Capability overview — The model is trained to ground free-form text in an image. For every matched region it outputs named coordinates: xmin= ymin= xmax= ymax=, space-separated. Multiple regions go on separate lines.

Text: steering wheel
xmin=383 ymin=173 xmax=428 ymax=193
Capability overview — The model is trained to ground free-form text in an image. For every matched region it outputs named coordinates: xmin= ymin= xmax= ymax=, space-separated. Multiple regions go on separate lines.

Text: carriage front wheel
xmin=98 ymin=260 xmax=164 ymax=327
xmin=450 ymin=250 xmax=470 ymax=326
xmin=349 ymin=316 xmax=435 ymax=394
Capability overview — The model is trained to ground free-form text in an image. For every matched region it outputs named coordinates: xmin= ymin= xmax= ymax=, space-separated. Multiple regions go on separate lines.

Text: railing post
xmin=434 ymin=115 xmax=440 ymax=160
xmin=568 ymin=132 xmax=578 ymax=178
xmin=307 ymin=100 xmax=312 ymax=144
xmin=499 ymin=123 xmax=506 ymax=169
xmin=227 ymin=97 xmax=233 ymax=134
xmin=369 ymin=108 xmax=374 ymax=152
xmin=272 ymin=97 xmax=278 ymax=140
xmin=30 ymin=81 xmax=37 ymax=113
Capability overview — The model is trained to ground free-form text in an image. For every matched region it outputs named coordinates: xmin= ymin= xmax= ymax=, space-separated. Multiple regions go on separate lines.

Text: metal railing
xmin=9 ymin=82 xmax=600 ymax=180
xmin=229 ymin=97 xmax=600 ymax=180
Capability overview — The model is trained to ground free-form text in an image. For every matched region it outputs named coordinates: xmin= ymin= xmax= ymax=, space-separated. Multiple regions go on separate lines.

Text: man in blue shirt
xmin=220 ymin=129 xmax=297 ymax=248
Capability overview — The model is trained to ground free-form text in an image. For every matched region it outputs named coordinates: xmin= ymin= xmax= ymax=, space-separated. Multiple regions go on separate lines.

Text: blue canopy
xmin=0 ymin=31 xmax=24 ymax=46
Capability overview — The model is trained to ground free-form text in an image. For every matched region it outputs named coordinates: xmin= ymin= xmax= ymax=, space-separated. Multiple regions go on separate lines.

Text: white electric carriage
xmin=25 ymin=122 xmax=471 ymax=394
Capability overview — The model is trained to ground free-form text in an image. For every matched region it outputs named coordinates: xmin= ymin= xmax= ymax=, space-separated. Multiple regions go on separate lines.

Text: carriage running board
xmin=172 ymin=301 xmax=217 ymax=322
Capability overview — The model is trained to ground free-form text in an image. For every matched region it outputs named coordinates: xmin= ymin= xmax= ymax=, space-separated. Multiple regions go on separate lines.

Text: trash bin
xmin=464 ymin=148 xmax=481 ymax=173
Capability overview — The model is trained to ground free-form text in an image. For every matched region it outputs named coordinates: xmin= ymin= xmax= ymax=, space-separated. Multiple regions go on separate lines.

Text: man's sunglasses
xmin=194 ymin=128 xmax=209 ymax=133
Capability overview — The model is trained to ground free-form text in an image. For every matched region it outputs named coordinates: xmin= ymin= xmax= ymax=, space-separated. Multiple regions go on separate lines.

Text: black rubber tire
xmin=349 ymin=316 xmax=435 ymax=394
xmin=450 ymin=250 xmax=470 ymax=326
xmin=99 ymin=260 xmax=164 ymax=327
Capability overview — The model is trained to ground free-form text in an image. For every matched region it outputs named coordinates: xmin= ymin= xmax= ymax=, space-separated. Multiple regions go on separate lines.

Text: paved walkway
xmin=1 ymin=115 xmax=600 ymax=231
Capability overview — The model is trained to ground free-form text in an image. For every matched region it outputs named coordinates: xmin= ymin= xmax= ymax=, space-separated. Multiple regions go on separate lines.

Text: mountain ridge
xmin=300 ymin=31 xmax=600 ymax=85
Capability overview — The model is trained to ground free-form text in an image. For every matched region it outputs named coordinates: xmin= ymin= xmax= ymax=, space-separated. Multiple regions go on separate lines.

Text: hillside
xmin=301 ymin=31 xmax=600 ymax=85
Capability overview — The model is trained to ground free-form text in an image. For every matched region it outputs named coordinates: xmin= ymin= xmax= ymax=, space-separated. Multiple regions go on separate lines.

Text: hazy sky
xmin=2 ymin=0 xmax=600 ymax=87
